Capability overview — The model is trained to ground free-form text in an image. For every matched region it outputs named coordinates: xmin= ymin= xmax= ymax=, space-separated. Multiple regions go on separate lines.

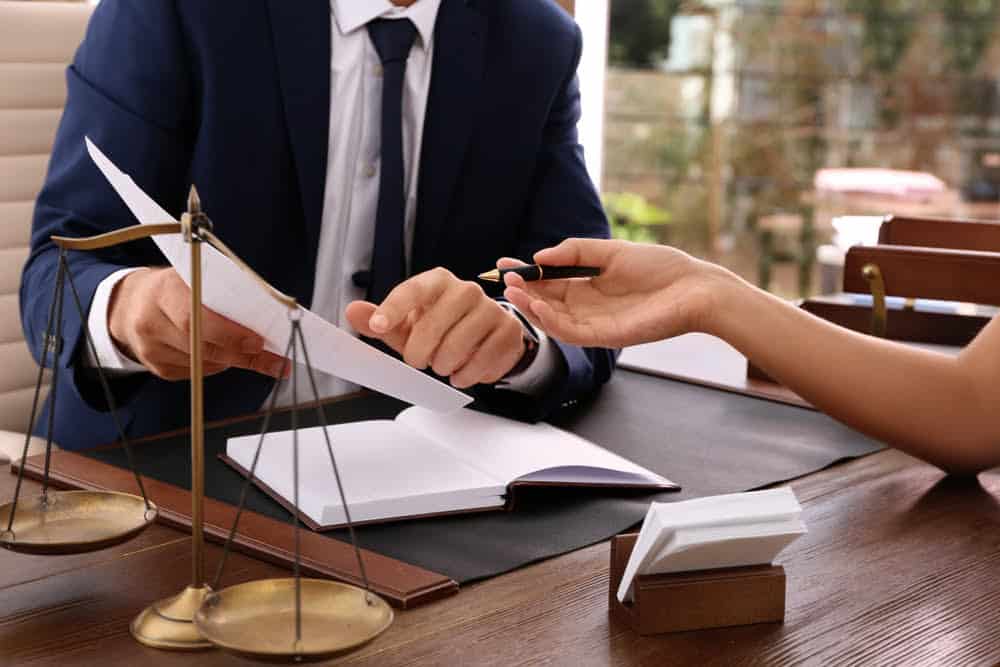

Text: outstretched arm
xmin=503 ymin=239 xmax=1000 ymax=474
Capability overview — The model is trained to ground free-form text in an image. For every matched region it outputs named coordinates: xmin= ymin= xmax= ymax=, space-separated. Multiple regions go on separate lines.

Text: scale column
xmin=189 ymin=200 xmax=206 ymax=587
xmin=130 ymin=186 xmax=213 ymax=651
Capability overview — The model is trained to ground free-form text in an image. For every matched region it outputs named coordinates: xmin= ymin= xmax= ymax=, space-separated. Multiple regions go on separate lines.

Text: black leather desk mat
xmin=81 ymin=370 xmax=882 ymax=583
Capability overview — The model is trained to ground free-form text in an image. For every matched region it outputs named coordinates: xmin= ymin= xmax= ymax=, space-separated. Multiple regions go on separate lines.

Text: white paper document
xmin=617 ymin=488 xmax=806 ymax=603
xmin=618 ymin=333 xmax=749 ymax=388
xmin=85 ymin=137 xmax=471 ymax=412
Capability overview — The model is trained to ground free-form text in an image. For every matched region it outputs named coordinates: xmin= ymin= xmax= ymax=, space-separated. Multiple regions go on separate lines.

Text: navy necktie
xmin=366 ymin=18 xmax=418 ymax=304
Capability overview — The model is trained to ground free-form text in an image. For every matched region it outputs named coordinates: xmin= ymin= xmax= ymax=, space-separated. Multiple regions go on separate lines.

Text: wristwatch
xmin=506 ymin=330 xmax=539 ymax=377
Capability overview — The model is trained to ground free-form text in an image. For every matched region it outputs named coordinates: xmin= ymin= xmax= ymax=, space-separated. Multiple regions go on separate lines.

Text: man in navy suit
xmin=21 ymin=0 xmax=615 ymax=451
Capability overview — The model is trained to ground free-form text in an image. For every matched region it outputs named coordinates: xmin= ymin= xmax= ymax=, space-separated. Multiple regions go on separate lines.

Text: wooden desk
xmin=3 ymin=449 xmax=1000 ymax=666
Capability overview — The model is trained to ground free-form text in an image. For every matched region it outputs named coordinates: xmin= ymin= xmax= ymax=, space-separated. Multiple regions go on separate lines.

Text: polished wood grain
xmin=3 ymin=450 xmax=1000 ymax=665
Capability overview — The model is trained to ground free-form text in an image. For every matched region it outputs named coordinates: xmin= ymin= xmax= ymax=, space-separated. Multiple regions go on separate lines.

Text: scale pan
xmin=195 ymin=578 xmax=393 ymax=662
xmin=0 ymin=490 xmax=157 ymax=555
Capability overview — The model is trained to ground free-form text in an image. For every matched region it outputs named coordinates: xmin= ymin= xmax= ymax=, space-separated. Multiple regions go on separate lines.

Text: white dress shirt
xmin=86 ymin=0 xmax=559 ymax=405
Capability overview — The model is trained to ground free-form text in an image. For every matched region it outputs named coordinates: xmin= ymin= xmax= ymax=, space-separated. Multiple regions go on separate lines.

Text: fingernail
xmin=370 ymin=314 xmax=389 ymax=333
xmin=242 ymin=337 xmax=263 ymax=353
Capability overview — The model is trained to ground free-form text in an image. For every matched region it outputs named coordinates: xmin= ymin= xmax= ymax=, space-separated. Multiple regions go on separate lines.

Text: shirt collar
xmin=332 ymin=0 xmax=441 ymax=48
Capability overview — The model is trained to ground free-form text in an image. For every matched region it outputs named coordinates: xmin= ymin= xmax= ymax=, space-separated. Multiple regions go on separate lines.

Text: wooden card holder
xmin=608 ymin=533 xmax=786 ymax=635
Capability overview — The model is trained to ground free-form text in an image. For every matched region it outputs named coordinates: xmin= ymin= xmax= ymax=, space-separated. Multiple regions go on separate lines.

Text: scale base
xmin=131 ymin=584 xmax=214 ymax=650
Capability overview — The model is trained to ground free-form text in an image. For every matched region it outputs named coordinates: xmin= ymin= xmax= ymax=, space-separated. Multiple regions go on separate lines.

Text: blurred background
xmin=67 ymin=0 xmax=1000 ymax=297
xmin=588 ymin=0 xmax=1000 ymax=298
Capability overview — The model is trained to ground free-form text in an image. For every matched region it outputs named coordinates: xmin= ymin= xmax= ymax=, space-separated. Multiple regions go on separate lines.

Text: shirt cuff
xmin=496 ymin=302 xmax=562 ymax=396
xmin=83 ymin=267 xmax=148 ymax=375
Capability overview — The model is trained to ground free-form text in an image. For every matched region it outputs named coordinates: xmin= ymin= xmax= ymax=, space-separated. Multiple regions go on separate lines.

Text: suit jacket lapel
xmin=412 ymin=0 xmax=488 ymax=271
xmin=266 ymin=0 xmax=330 ymax=269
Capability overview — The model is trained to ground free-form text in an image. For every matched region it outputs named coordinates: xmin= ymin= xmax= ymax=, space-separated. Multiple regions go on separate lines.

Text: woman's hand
xmin=501 ymin=238 xmax=733 ymax=348
xmin=506 ymin=240 xmax=1000 ymax=475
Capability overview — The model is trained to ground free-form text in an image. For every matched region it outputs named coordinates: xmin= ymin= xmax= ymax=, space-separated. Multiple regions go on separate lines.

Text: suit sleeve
xmin=20 ymin=0 xmax=196 ymax=410
xmin=475 ymin=23 xmax=618 ymax=421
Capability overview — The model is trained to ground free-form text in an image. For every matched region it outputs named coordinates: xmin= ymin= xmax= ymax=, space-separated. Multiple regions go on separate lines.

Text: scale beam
xmin=51 ymin=222 xmax=182 ymax=250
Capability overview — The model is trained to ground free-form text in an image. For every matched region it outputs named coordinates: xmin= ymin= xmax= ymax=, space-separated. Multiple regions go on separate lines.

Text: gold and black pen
xmin=478 ymin=265 xmax=601 ymax=282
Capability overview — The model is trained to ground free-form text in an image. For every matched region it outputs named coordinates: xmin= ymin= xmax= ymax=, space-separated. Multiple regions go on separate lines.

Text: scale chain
xmin=210 ymin=314 xmax=375 ymax=650
xmin=3 ymin=250 xmax=66 ymax=537
xmin=60 ymin=252 xmax=153 ymax=511
xmin=5 ymin=249 xmax=158 ymax=545
xmin=38 ymin=254 xmax=68 ymax=503
xmin=295 ymin=323 xmax=374 ymax=599
xmin=210 ymin=334 xmax=296 ymax=591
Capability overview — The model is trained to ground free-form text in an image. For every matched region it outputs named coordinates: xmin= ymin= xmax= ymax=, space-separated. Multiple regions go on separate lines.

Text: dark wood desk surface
xmin=3 ymin=449 xmax=1000 ymax=666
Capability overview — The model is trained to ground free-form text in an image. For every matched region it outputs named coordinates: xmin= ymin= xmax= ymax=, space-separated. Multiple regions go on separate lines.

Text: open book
xmin=224 ymin=406 xmax=678 ymax=530
xmin=617 ymin=488 xmax=806 ymax=602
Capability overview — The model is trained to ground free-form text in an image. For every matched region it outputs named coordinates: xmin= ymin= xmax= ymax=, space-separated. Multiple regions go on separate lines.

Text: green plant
xmin=602 ymin=192 xmax=671 ymax=244
xmin=608 ymin=0 xmax=681 ymax=68
xmin=942 ymin=0 xmax=1000 ymax=73
xmin=846 ymin=0 xmax=916 ymax=74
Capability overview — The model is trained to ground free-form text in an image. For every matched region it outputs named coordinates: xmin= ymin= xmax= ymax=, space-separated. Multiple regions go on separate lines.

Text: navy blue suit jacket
xmin=21 ymin=0 xmax=615 ymax=451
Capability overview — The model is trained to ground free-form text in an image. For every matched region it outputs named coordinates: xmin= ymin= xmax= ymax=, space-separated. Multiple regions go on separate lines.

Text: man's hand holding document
xmin=86 ymin=137 xmax=470 ymax=413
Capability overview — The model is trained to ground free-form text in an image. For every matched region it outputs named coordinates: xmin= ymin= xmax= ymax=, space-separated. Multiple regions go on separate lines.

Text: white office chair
xmin=0 ymin=0 xmax=93 ymax=462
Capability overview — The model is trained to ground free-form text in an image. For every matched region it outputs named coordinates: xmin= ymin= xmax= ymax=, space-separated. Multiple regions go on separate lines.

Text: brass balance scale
xmin=0 ymin=188 xmax=393 ymax=661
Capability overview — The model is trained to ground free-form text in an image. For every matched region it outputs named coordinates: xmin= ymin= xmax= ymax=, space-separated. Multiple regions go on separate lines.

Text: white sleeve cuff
xmin=496 ymin=302 xmax=562 ymax=396
xmin=83 ymin=267 xmax=148 ymax=375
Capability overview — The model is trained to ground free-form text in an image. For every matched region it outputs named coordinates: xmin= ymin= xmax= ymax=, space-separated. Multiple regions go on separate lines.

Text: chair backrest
xmin=0 ymin=1 xmax=92 ymax=433
xmin=844 ymin=244 xmax=1000 ymax=307
xmin=877 ymin=215 xmax=1000 ymax=253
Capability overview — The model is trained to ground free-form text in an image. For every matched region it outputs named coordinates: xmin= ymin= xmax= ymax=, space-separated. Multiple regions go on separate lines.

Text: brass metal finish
xmin=51 ymin=223 xmax=182 ymax=250
xmin=185 ymin=209 xmax=207 ymax=588
xmin=130 ymin=187 xmax=213 ymax=650
xmin=131 ymin=585 xmax=214 ymax=650
xmin=861 ymin=263 xmax=888 ymax=338
xmin=0 ymin=491 xmax=156 ymax=555
xmin=53 ymin=219 xmax=296 ymax=308
xmin=478 ymin=268 xmax=501 ymax=282
xmin=38 ymin=183 xmax=380 ymax=658
xmin=187 ymin=185 xmax=202 ymax=220
xmin=195 ymin=579 xmax=393 ymax=662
